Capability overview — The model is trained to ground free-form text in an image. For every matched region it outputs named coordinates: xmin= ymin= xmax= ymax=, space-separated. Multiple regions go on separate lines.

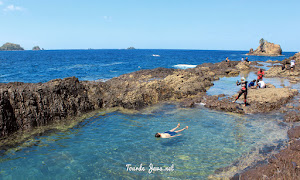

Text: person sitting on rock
xmin=291 ymin=59 xmax=296 ymax=72
xmin=232 ymin=77 xmax=248 ymax=106
xmin=155 ymin=123 xmax=188 ymax=138
xmin=257 ymin=69 xmax=265 ymax=83
xmin=245 ymin=57 xmax=251 ymax=64
xmin=257 ymin=79 xmax=266 ymax=88
xmin=225 ymin=57 xmax=230 ymax=62
xmin=248 ymin=79 xmax=256 ymax=89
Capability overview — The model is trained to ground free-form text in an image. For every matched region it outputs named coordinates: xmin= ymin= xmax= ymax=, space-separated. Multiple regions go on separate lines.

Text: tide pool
xmin=0 ymin=104 xmax=288 ymax=179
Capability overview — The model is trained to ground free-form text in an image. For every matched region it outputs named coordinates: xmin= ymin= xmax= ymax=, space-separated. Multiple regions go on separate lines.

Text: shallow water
xmin=207 ymin=65 xmax=299 ymax=97
xmin=0 ymin=104 xmax=288 ymax=179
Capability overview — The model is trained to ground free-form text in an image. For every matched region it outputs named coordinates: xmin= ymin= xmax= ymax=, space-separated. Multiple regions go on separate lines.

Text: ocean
xmin=0 ymin=49 xmax=297 ymax=179
xmin=0 ymin=49 xmax=295 ymax=83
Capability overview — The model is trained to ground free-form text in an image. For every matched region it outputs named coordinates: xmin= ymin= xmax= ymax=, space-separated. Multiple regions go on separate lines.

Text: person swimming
xmin=155 ymin=123 xmax=188 ymax=138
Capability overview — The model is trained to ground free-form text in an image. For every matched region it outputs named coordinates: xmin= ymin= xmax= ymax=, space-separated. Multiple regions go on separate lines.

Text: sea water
xmin=0 ymin=49 xmax=295 ymax=83
xmin=0 ymin=50 xmax=297 ymax=179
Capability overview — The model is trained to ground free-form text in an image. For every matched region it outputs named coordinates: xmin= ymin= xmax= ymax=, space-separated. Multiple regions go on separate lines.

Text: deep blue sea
xmin=0 ymin=50 xmax=298 ymax=179
xmin=0 ymin=49 xmax=296 ymax=83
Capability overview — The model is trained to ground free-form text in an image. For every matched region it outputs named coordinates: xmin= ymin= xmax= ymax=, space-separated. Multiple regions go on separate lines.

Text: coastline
xmin=0 ymin=53 xmax=299 ymax=179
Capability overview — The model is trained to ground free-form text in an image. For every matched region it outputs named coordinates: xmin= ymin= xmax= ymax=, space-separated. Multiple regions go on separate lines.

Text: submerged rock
xmin=237 ymin=138 xmax=300 ymax=179
xmin=284 ymin=111 xmax=300 ymax=122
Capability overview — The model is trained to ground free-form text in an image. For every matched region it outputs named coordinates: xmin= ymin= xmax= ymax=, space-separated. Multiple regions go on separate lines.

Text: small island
xmin=32 ymin=46 xmax=41 ymax=51
xmin=127 ymin=47 xmax=136 ymax=50
xmin=247 ymin=38 xmax=282 ymax=56
xmin=0 ymin=42 xmax=24 ymax=51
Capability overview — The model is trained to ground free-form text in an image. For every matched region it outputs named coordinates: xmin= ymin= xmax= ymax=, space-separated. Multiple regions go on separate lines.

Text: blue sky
xmin=0 ymin=0 xmax=299 ymax=51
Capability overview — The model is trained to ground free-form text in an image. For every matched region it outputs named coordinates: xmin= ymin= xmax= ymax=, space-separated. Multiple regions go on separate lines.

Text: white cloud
xmin=0 ymin=1 xmax=3 ymax=6
xmin=4 ymin=4 xmax=24 ymax=11
xmin=103 ymin=16 xmax=112 ymax=22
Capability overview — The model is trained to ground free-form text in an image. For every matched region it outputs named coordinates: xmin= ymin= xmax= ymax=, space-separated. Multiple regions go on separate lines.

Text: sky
xmin=0 ymin=0 xmax=299 ymax=51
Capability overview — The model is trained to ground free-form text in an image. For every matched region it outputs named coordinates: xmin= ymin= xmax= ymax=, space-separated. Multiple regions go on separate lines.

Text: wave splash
xmin=173 ymin=64 xmax=197 ymax=69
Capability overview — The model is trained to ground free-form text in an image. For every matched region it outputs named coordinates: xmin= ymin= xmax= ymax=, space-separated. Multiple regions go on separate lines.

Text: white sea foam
xmin=99 ymin=62 xmax=124 ymax=67
xmin=48 ymin=62 xmax=124 ymax=71
xmin=173 ymin=64 xmax=197 ymax=69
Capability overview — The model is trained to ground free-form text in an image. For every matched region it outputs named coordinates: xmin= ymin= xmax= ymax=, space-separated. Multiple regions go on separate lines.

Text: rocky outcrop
xmin=283 ymin=52 xmax=300 ymax=64
xmin=0 ymin=67 xmax=221 ymax=137
xmin=104 ymin=67 xmax=217 ymax=109
xmin=0 ymin=77 xmax=107 ymax=137
xmin=247 ymin=40 xmax=282 ymax=56
xmin=32 ymin=46 xmax=41 ymax=51
xmin=265 ymin=52 xmax=300 ymax=83
xmin=181 ymin=87 xmax=298 ymax=114
xmin=0 ymin=42 xmax=24 ymax=51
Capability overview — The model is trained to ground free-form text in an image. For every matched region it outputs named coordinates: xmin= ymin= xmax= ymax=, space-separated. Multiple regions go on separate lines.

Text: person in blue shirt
xmin=248 ymin=79 xmax=256 ymax=89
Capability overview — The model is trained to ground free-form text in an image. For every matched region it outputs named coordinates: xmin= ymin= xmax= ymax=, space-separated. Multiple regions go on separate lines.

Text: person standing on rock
xmin=257 ymin=69 xmax=265 ymax=83
xmin=232 ymin=77 xmax=248 ymax=106
xmin=290 ymin=59 xmax=296 ymax=72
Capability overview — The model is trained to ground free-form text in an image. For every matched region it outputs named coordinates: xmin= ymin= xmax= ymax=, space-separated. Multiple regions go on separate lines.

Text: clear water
xmin=207 ymin=67 xmax=299 ymax=97
xmin=0 ymin=104 xmax=288 ymax=179
xmin=0 ymin=50 xmax=297 ymax=179
xmin=0 ymin=50 xmax=295 ymax=83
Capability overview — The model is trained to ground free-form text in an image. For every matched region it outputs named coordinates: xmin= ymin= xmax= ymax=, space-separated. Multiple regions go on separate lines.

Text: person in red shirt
xmin=257 ymin=69 xmax=265 ymax=81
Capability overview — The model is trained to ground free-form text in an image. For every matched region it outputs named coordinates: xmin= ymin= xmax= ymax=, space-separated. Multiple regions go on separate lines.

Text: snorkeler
xmin=232 ymin=77 xmax=248 ymax=106
xmin=155 ymin=123 xmax=188 ymax=138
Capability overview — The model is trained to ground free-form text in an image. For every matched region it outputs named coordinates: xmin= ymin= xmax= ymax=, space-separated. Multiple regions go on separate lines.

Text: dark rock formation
xmin=0 ymin=42 xmax=24 ymax=51
xmin=32 ymin=46 xmax=41 ymax=51
xmin=247 ymin=39 xmax=282 ymax=56
xmin=0 ymin=77 xmax=107 ymax=137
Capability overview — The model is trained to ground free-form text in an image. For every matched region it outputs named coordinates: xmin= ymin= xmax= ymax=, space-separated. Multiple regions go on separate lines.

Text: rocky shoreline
xmin=0 ymin=53 xmax=299 ymax=179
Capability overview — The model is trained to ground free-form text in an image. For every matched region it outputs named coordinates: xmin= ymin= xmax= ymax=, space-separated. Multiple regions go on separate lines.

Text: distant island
xmin=247 ymin=38 xmax=282 ymax=56
xmin=32 ymin=46 xmax=42 ymax=51
xmin=127 ymin=47 xmax=136 ymax=50
xmin=0 ymin=42 xmax=24 ymax=51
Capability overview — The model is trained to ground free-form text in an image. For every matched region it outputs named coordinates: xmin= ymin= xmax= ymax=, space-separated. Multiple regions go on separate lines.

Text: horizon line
xmin=2 ymin=48 xmax=298 ymax=53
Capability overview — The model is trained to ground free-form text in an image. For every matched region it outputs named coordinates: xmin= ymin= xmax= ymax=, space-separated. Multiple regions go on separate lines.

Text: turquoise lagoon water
xmin=0 ymin=50 xmax=298 ymax=179
xmin=0 ymin=104 xmax=289 ymax=179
